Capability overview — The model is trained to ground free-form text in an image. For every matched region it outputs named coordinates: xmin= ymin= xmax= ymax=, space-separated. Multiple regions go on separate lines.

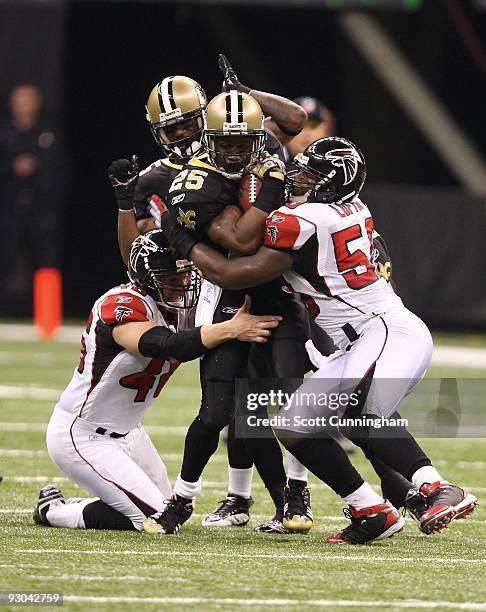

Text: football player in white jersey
xmin=161 ymin=137 xmax=477 ymax=544
xmin=33 ymin=230 xmax=281 ymax=532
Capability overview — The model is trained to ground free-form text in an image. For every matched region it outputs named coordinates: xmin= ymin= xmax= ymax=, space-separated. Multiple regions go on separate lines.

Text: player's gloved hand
xmin=159 ymin=209 xmax=200 ymax=260
xmin=218 ymin=53 xmax=251 ymax=94
xmin=107 ymin=155 xmax=139 ymax=211
xmin=249 ymin=153 xmax=286 ymax=183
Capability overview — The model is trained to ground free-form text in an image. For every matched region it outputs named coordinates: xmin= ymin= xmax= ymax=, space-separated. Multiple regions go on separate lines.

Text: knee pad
xmin=200 ymin=380 xmax=235 ymax=430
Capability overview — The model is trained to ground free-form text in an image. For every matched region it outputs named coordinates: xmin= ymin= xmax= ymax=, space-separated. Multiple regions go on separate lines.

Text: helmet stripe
xmin=237 ymin=91 xmax=243 ymax=123
xmin=225 ymin=92 xmax=232 ymax=124
xmin=230 ymin=89 xmax=239 ymax=124
xmin=160 ymin=77 xmax=175 ymax=112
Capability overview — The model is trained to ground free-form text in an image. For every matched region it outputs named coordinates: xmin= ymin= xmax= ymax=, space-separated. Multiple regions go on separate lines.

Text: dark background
xmin=1 ymin=0 xmax=486 ymax=326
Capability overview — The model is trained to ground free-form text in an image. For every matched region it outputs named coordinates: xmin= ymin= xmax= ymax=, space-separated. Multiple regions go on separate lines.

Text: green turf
xmin=1 ymin=337 xmax=485 ymax=611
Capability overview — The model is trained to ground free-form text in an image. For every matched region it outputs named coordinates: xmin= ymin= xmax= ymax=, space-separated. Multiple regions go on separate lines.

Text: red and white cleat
xmin=326 ymin=501 xmax=405 ymax=545
xmin=418 ymin=481 xmax=478 ymax=535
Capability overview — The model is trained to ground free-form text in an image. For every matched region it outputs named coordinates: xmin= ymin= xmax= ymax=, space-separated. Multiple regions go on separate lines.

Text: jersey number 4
xmin=331 ymin=217 xmax=378 ymax=290
xmin=119 ymin=359 xmax=179 ymax=402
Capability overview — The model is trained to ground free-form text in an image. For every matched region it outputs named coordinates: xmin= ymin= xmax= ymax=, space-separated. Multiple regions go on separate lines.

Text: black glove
xmin=107 ymin=155 xmax=139 ymax=211
xmin=159 ymin=210 xmax=199 ymax=260
xmin=218 ymin=53 xmax=251 ymax=94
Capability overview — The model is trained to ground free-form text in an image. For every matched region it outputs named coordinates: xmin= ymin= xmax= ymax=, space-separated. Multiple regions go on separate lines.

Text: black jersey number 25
xmin=169 ymin=169 xmax=208 ymax=193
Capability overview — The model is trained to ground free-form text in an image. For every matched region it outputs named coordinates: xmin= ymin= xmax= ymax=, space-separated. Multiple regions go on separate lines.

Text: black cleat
xmin=417 ymin=481 xmax=478 ymax=535
xmin=327 ymin=501 xmax=405 ymax=544
xmin=202 ymin=495 xmax=252 ymax=527
xmin=404 ymin=486 xmax=428 ymax=525
xmin=33 ymin=485 xmax=65 ymax=526
xmin=254 ymin=513 xmax=289 ymax=534
xmin=283 ymin=484 xmax=313 ymax=534
xmin=143 ymin=496 xmax=193 ymax=535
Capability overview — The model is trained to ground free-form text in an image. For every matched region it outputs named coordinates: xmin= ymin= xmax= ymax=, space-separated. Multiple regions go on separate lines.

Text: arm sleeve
xmin=372 ymin=230 xmax=393 ymax=284
xmin=138 ymin=325 xmax=208 ymax=362
xmin=264 ymin=212 xmax=315 ymax=251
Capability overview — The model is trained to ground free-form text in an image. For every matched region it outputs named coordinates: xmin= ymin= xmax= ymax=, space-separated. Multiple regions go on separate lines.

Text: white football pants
xmin=279 ymin=308 xmax=433 ymax=434
xmin=46 ymin=405 xmax=171 ymax=530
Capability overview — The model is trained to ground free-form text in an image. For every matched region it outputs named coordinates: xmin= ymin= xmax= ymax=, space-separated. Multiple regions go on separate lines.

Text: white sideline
xmin=0 ymin=386 xmax=61 ymax=401
xmin=60 ymin=596 xmax=486 ymax=609
xmin=1 ymin=323 xmax=486 ymax=368
xmin=0 ymin=324 xmax=82 ymax=343
xmin=16 ymin=549 xmax=486 ymax=565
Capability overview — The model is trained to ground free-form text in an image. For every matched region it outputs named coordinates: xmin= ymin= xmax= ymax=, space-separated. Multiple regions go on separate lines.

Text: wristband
xmin=253 ymin=176 xmax=284 ymax=214
xmin=275 ymin=122 xmax=303 ymax=137
xmin=116 ymin=193 xmax=135 ymax=211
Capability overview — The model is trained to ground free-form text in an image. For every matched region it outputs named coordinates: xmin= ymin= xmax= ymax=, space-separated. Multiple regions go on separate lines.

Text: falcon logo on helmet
xmin=286 ymin=137 xmax=366 ymax=206
xmin=127 ymin=230 xmax=201 ymax=311
xmin=325 ymin=148 xmax=362 ymax=186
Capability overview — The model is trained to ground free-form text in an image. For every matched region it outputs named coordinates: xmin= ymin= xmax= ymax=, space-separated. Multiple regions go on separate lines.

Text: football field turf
xmin=1 ymin=332 xmax=485 ymax=611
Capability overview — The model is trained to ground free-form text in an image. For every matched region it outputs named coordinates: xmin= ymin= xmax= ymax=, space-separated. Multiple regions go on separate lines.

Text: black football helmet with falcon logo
xmin=128 ymin=230 xmax=201 ymax=310
xmin=286 ymin=137 xmax=366 ymax=205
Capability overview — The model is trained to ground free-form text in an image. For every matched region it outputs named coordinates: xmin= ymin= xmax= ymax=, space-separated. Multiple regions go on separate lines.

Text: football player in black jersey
xmin=135 ymin=89 xmax=323 ymax=536
xmin=117 ymin=76 xmax=207 ymax=261
xmin=111 ymin=67 xmax=314 ymax=533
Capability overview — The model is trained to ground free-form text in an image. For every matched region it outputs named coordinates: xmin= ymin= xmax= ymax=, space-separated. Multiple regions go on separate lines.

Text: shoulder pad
xmin=99 ymin=291 xmax=152 ymax=325
xmin=264 ymin=211 xmax=315 ymax=251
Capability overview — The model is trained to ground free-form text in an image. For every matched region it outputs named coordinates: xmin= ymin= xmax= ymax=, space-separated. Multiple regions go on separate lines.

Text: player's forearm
xmin=200 ymin=321 xmax=237 ymax=348
xmin=250 ymin=90 xmax=306 ymax=134
xmin=190 ymin=244 xmax=279 ymax=290
xmin=208 ymin=207 xmax=267 ymax=256
xmin=232 ymin=207 xmax=268 ymax=254
xmin=118 ymin=209 xmax=140 ymax=265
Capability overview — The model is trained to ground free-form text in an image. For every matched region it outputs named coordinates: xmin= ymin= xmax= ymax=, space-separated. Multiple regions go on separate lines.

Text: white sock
xmin=173 ymin=474 xmax=202 ymax=500
xmin=228 ymin=466 xmax=253 ymax=498
xmin=411 ymin=466 xmax=443 ymax=488
xmin=343 ymin=482 xmax=384 ymax=510
xmin=46 ymin=498 xmax=96 ymax=529
xmin=285 ymin=449 xmax=308 ymax=483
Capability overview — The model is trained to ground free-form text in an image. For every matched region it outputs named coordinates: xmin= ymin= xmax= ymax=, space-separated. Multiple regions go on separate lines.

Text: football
xmin=238 ymin=173 xmax=262 ymax=211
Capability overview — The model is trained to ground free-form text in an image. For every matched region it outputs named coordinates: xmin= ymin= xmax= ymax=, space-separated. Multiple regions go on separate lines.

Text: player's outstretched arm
xmin=112 ymin=299 xmax=281 ymax=361
xmin=218 ymin=53 xmax=307 ymax=145
xmin=108 ymin=156 xmax=142 ymax=265
xmin=191 ymin=242 xmax=293 ymax=290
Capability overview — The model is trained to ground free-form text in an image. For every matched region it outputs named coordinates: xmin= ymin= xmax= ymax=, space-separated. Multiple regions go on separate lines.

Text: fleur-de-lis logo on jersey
xmin=325 ymin=148 xmax=362 ymax=186
xmin=177 ymin=208 xmax=196 ymax=230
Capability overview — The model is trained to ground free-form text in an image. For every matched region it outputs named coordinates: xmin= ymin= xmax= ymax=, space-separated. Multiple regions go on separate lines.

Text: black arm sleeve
xmin=138 ymin=325 xmax=208 ymax=362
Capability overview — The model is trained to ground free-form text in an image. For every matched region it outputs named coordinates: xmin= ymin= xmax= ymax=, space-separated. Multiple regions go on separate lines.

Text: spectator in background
xmin=0 ymin=83 xmax=67 ymax=316
xmin=284 ymin=96 xmax=336 ymax=162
